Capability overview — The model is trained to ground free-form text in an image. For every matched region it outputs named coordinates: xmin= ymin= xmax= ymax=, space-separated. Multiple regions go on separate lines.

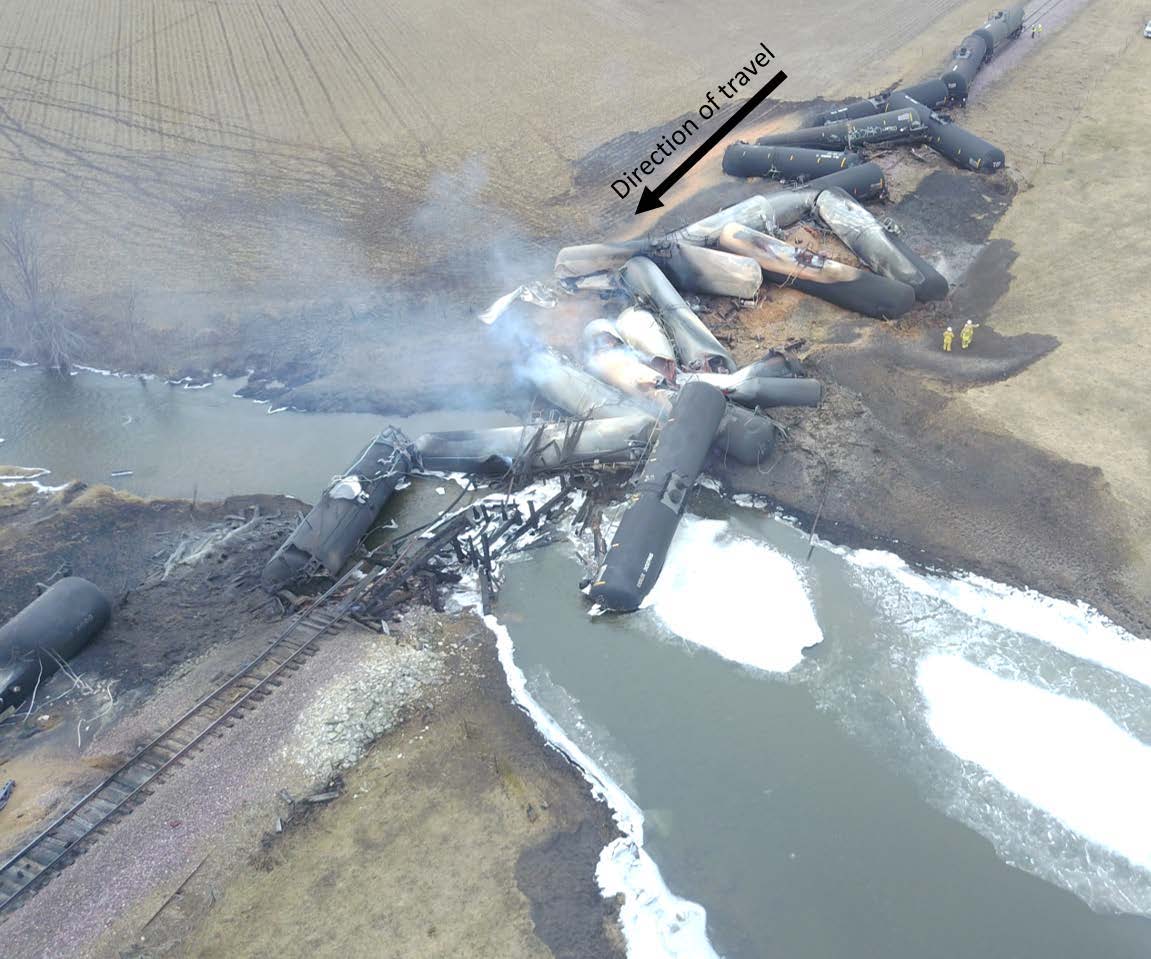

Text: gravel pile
xmin=283 ymin=633 xmax=444 ymax=778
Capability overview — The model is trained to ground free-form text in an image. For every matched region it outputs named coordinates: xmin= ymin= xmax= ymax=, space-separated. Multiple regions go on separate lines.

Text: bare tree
xmin=0 ymin=198 xmax=84 ymax=372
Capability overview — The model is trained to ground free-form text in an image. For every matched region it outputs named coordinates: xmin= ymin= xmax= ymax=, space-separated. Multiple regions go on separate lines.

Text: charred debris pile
xmin=256 ymin=7 xmax=1028 ymax=618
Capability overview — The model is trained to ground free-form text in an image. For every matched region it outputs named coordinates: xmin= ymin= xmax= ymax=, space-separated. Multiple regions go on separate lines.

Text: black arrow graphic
xmin=633 ymin=69 xmax=788 ymax=215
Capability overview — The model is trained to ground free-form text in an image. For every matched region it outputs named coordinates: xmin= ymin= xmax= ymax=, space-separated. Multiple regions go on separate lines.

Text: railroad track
xmin=0 ymin=557 xmax=379 ymax=916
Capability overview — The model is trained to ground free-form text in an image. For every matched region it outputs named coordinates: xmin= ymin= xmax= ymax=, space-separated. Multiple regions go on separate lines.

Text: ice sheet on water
xmin=850 ymin=548 xmax=1151 ymax=690
xmin=918 ymin=654 xmax=1151 ymax=884
xmin=644 ymin=516 xmax=823 ymax=672
xmin=824 ymin=543 xmax=1151 ymax=913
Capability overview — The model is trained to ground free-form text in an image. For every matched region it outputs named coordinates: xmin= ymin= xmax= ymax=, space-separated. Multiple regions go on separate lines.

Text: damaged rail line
xmin=0 ymin=482 xmax=574 ymax=915
xmin=0 ymin=564 xmax=366 ymax=914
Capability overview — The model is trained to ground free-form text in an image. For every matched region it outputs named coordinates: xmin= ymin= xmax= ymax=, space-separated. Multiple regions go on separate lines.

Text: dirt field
xmin=0 ymin=0 xmax=976 ymax=299
xmin=959 ymin=0 xmax=1151 ymax=607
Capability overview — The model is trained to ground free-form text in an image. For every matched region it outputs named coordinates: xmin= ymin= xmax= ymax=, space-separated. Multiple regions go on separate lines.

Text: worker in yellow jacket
xmin=942 ymin=326 xmax=954 ymax=351
xmin=960 ymin=319 xmax=979 ymax=349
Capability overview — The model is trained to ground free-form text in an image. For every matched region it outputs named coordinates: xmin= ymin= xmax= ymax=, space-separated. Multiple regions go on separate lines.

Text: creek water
xmin=4 ymin=364 xmax=1150 ymax=958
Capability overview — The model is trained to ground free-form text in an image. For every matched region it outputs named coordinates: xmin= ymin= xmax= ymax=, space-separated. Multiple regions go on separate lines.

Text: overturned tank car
xmin=1 ymin=578 xmax=112 ymax=712
xmin=588 ymin=382 xmax=726 ymax=612
xmin=415 ymin=417 xmax=654 ymax=474
xmin=722 ymin=144 xmax=862 ymax=182
xmin=756 ymin=107 xmax=928 ymax=151
xmin=261 ymin=429 xmax=413 ymax=590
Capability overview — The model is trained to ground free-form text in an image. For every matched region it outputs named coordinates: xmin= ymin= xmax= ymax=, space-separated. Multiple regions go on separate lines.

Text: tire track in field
xmin=211 ymin=1 xmax=254 ymax=130
xmin=273 ymin=0 xmax=356 ymax=149
xmin=311 ymin=0 xmax=417 ymax=147
xmin=254 ymin=2 xmax=321 ymax=144
xmin=337 ymin=0 xmax=441 ymax=139
xmin=853 ymin=0 xmax=961 ymax=83
xmin=151 ymin=3 xmax=165 ymax=145
xmin=190 ymin=8 xmax=225 ymax=144
xmin=113 ymin=1 xmax=124 ymax=139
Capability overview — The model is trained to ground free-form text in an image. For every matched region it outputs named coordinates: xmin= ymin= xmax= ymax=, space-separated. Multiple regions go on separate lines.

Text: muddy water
xmin=499 ymin=498 xmax=1151 ymax=957
xmin=0 ymin=366 xmax=513 ymax=501
xmin=4 ymin=364 xmax=1150 ymax=958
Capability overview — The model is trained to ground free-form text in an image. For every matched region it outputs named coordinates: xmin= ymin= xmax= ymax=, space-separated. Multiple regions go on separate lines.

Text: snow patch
xmin=850 ymin=548 xmax=1151 ymax=690
xmin=644 ymin=516 xmax=823 ymax=672
xmin=918 ymin=654 xmax=1151 ymax=872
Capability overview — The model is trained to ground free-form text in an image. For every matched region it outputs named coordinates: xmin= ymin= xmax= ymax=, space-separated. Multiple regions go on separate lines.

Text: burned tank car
xmin=261 ymin=430 xmax=413 ymax=590
xmin=972 ymin=5 xmax=1025 ymax=60
xmin=940 ymin=33 xmax=988 ymax=101
xmin=1 ymin=578 xmax=112 ymax=712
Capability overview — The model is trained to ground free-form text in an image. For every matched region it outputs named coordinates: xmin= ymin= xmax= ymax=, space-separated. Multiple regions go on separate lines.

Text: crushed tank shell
xmin=615 ymin=307 xmax=676 ymax=364
xmin=414 ymin=416 xmax=654 ymax=474
xmin=522 ymin=349 xmax=649 ymax=421
xmin=1 ymin=577 xmax=112 ymax=712
xmin=581 ymin=317 xmax=627 ymax=356
xmin=722 ymin=144 xmax=862 ymax=181
xmin=585 ymin=348 xmax=667 ymax=398
xmin=588 ymin=381 xmax=726 ymax=613
xmin=554 ymin=240 xmax=650 ymax=279
xmin=618 ymin=257 xmax=736 ymax=373
xmin=673 ymin=192 xmax=812 ymax=246
xmin=526 ymin=360 xmax=773 ymax=469
xmin=682 ymin=371 xmax=822 ymax=408
xmin=718 ymin=223 xmax=916 ymax=319
xmin=755 ymin=107 xmax=928 ymax=151
xmin=813 ymin=188 xmax=948 ymax=301
xmin=680 ymin=354 xmax=822 ymax=408
xmin=654 ymin=244 xmax=762 ymax=299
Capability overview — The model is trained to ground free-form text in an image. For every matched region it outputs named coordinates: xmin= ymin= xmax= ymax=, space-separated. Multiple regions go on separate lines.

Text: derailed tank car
xmin=756 ymin=107 xmax=928 ymax=151
xmin=722 ymin=144 xmax=862 ymax=182
xmin=811 ymin=79 xmax=949 ymax=126
xmin=718 ymin=223 xmax=916 ymax=319
xmin=888 ymin=91 xmax=1005 ymax=172
xmin=1 ymin=578 xmax=112 ymax=712
xmin=972 ymin=5 xmax=1025 ymax=59
xmin=588 ymin=382 xmax=726 ymax=612
xmin=261 ymin=429 xmax=413 ymax=590
xmin=940 ymin=34 xmax=988 ymax=101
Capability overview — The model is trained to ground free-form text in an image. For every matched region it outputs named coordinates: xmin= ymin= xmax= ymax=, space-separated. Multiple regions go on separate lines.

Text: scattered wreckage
xmin=263 ymin=8 xmax=1028 ymax=613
